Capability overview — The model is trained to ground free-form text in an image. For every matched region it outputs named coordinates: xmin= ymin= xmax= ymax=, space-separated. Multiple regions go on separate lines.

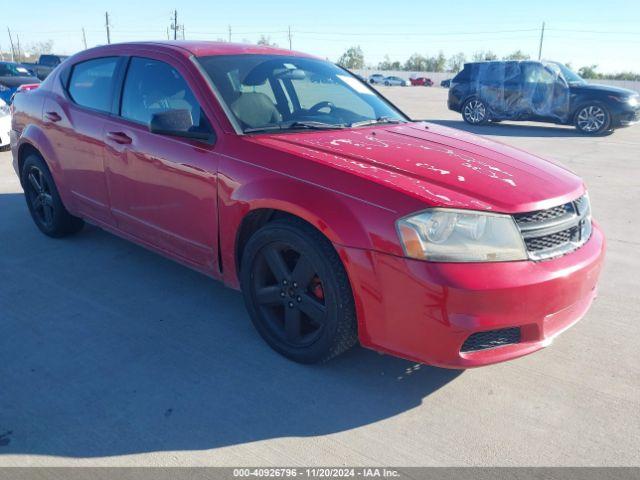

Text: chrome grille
xmin=514 ymin=195 xmax=592 ymax=261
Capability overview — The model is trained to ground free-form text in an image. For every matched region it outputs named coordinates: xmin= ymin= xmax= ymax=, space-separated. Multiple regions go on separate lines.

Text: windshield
xmin=546 ymin=62 xmax=585 ymax=84
xmin=196 ymin=54 xmax=407 ymax=133
xmin=0 ymin=63 xmax=32 ymax=77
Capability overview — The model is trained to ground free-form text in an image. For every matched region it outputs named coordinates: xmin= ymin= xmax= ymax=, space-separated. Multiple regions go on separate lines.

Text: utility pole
xmin=288 ymin=26 xmax=292 ymax=50
xmin=7 ymin=27 xmax=16 ymax=62
xmin=82 ymin=28 xmax=88 ymax=49
xmin=538 ymin=21 xmax=545 ymax=60
xmin=105 ymin=12 xmax=111 ymax=44
xmin=228 ymin=25 xmax=232 ymax=42
xmin=16 ymin=34 xmax=22 ymax=62
xmin=166 ymin=27 xmax=170 ymax=40
xmin=173 ymin=10 xmax=178 ymax=40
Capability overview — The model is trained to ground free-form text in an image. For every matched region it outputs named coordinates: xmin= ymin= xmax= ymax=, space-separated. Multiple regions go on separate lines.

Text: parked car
xmin=410 ymin=77 xmax=434 ymax=86
xmin=441 ymin=78 xmax=452 ymax=88
xmin=448 ymin=60 xmax=640 ymax=135
xmin=0 ymin=62 xmax=41 ymax=104
xmin=383 ymin=76 xmax=409 ymax=86
xmin=20 ymin=54 xmax=69 ymax=80
xmin=11 ymin=41 xmax=604 ymax=367
xmin=368 ymin=73 xmax=385 ymax=85
xmin=0 ymin=98 xmax=10 ymax=150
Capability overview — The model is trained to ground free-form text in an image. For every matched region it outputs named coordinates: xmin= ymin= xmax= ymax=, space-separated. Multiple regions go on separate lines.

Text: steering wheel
xmin=308 ymin=101 xmax=335 ymax=115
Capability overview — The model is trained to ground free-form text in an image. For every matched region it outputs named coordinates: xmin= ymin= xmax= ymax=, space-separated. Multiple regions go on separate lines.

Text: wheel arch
xmin=219 ymin=174 xmax=390 ymax=289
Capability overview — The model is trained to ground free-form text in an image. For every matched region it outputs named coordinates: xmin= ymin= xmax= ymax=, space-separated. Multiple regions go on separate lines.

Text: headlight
xmin=397 ymin=209 xmax=527 ymax=262
xmin=628 ymin=96 xmax=639 ymax=107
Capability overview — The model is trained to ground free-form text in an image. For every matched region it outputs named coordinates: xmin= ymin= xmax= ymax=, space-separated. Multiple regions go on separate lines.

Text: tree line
xmin=336 ymin=45 xmax=640 ymax=80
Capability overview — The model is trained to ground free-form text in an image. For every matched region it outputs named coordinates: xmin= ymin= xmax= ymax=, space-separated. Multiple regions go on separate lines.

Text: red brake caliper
xmin=310 ymin=276 xmax=325 ymax=300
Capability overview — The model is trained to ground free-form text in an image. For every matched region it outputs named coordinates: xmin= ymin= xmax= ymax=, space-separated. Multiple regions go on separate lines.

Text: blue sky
xmin=3 ymin=0 xmax=640 ymax=73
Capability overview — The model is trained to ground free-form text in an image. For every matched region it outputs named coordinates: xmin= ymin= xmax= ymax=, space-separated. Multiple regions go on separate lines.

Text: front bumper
xmin=613 ymin=104 xmax=640 ymax=128
xmin=341 ymin=222 xmax=605 ymax=368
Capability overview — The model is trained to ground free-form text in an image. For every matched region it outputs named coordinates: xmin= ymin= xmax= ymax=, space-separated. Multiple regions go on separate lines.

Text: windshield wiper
xmin=350 ymin=116 xmax=406 ymax=128
xmin=244 ymin=121 xmax=346 ymax=134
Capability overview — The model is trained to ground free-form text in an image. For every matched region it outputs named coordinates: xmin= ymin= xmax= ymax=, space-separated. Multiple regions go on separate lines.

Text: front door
xmin=102 ymin=55 xmax=220 ymax=271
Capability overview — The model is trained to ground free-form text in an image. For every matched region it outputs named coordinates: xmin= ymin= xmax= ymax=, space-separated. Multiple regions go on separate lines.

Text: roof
xmin=84 ymin=40 xmax=316 ymax=59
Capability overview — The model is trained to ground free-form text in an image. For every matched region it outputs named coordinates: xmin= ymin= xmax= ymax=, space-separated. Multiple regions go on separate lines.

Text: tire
xmin=240 ymin=217 xmax=358 ymax=364
xmin=574 ymin=103 xmax=611 ymax=135
xmin=21 ymin=153 xmax=84 ymax=237
xmin=384 ymin=81 xmax=390 ymax=86
xmin=462 ymin=97 xmax=489 ymax=125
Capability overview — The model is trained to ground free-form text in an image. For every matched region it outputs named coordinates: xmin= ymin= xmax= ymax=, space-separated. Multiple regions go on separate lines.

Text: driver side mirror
xmin=149 ymin=109 xmax=214 ymax=142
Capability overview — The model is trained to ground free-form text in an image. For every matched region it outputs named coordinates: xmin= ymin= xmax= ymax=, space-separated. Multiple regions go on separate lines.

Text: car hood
xmin=569 ymin=82 xmax=637 ymax=97
xmin=0 ymin=76 xmax=41 ymax=88
xmin=251 ymin=122 xmax=584 ymax=213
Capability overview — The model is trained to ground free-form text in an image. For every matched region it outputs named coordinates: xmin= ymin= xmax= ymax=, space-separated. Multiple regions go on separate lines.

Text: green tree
xmin=503 ymin=50 xmax=530 ymax=60
xmin=378 ymin=55 xmax=401 ymax=71
xmin=578 ymin=65 xmax=600 ymax=79
xmin=447 ymin=52 xmax=466 ymax=72
xmin=404 ymin=53 xmax=428 ymax=71
xmin=472 ymin=50 xmax=498 ymax=61
xmin=337 ymin=46 xmax=365 ymax=69
xmin=257 ymin=35 xmax=278 ymax=47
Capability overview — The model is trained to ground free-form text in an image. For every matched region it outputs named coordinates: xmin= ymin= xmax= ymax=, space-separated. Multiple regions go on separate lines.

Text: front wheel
xmin=240 ymin=218 xmax=358 ymax=363
xmin=462 ymin=98 xmax=489 ymax=125
xmin=574 ymin=104 xmax=611 ymax=135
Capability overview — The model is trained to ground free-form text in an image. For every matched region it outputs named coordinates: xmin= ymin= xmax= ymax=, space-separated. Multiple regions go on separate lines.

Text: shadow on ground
xmin=428 ymin=119 xmax=611 ymax=138
xmin=0 ymin=193 xmax=461 ymax=458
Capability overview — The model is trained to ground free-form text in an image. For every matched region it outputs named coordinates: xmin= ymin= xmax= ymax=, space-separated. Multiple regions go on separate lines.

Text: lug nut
xmin=288 ymin=302 xmax=294 ymax=308
xmin=297 ymin=296 xmax=302 ymax=302
xmin=292 ymin=282 xmax=298 ymax=288
xmin=280 ymin=291 xmax=285 ymax=297
xmin=283 ymin=280 xmax=288 ymax=286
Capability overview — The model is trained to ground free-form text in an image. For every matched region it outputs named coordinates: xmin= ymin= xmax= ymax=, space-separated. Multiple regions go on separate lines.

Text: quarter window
xmin=120 ymin=57 xmax=210 ymax=132
xmin=68 ymin=57 xmax=118 ymax=113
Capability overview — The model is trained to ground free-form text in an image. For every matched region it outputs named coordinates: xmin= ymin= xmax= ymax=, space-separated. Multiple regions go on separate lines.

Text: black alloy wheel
xmin=240 ymin=218 xmax=357 ymax=363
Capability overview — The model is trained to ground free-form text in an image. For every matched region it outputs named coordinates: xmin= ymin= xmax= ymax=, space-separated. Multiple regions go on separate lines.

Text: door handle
xmin=44 ymin=111 xmax=61 ymax=122
xmin=106 ymin=131 xmax=132 ymax=145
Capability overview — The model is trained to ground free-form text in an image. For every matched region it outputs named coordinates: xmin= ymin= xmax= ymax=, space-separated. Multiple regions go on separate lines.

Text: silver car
xmin=383 ymin=76 xmax=409 ymax=86
xmin=368 ymin=74 xmax=386 ymax=85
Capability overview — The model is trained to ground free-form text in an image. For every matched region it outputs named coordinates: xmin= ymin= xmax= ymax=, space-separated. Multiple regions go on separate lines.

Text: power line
xmin=82 ymin=28 xmax=87 ymax=49
xmin=294 ymin=28 xmax=541 ymax=36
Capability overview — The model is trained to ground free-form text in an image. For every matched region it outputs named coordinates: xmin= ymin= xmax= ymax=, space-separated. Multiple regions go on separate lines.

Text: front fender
xmin=218 ymin=157 xmax=403 ymax=288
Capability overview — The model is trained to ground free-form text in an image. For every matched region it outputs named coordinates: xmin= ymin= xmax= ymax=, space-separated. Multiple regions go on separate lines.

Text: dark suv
xmin=448 ymin=60 xmax=639 ymax=135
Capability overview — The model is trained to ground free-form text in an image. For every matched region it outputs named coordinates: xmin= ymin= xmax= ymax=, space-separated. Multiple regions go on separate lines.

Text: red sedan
xmin=410 ymin=77 xmax=434 ymax=86
xmin=10 ymin=42 xmax=605 ymax=367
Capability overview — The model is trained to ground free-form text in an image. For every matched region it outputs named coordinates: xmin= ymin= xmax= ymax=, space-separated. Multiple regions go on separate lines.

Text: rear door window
xmin=68 ymin=57 xmax=119 ymax=113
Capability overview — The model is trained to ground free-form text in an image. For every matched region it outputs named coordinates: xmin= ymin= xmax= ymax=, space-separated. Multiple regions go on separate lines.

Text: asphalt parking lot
xmin=0 ymin=87 xmax=638 ymax=467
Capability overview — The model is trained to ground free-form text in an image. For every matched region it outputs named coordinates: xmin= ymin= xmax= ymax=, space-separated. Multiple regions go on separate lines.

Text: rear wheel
xmin=462 ymin=97 xmax=489 ymax=125
xmin=21 ymin=154 xmax=84 ymax=237
xmin=574 ymin=104 xmax=611 ymax=135
xmin=240 ymin=218 xmax=358 ymax=363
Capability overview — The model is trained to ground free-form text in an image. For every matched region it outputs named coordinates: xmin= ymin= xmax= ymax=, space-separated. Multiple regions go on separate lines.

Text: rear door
xmin=44 ymin=56 xmax=124 ymax=225
xmin=477 ymin=62 xmax=506 ymax=117
xmin=102 ymin=53 xmax=220 ymax=271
